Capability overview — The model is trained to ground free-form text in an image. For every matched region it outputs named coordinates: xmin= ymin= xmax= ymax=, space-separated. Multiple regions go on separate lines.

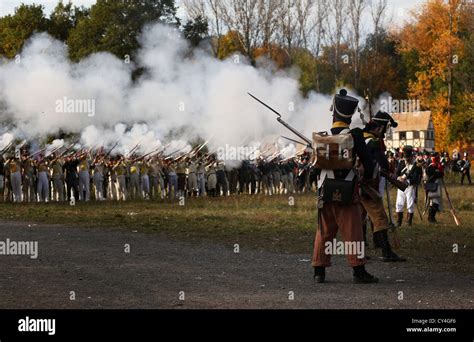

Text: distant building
xmin=385 ymin=111 xmax=435 ymax=152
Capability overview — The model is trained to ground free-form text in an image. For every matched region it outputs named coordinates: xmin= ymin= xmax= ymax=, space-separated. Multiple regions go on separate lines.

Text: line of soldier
xmin=0 ymin=143 xmax=469 ymax=206
xmin=0 ymin=147 xmax=323 ymax=203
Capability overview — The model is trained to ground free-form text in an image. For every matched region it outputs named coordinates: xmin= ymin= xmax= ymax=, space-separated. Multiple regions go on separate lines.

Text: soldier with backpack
xmin=311 ymin=89 xmax=379 ymax=284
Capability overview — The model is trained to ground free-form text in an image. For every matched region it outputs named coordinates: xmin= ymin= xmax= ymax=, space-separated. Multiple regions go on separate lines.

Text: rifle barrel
xmin=248 ymin=93 xmax=312 ymax=147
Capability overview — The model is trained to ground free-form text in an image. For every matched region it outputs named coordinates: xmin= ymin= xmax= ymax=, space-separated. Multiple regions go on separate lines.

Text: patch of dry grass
xmin=0 ymin=184 xmax=472 ymax=274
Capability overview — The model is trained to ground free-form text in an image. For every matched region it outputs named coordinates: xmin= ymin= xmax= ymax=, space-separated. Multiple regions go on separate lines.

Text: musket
xmin=380 ymin=169 xmax=408 ymax=192
xmin=194 ymin=140 xmax=210 ymax=156
xmin=0 ymin=142 xmax=13 ymax=154
xmin=126 ymin=141 xmax=141 ymax=157
xmin=164 ymin=146 xmax=187 ymax=160
xmin=385 ymin=180 xmax=401 ymax=249
xmin=281 ymin=135 xmax=306 ymax=146
xmin=364 ymin=88 xmax=373 ymax=121
xmin=248 ymin=93 xmax=312 ymax=147
xmin=441 ymin=179 xmax=461 ymax=226
xmin=129 ymin=147 xmax=162 ymax=163
xmin=105 ymin=140 xmax=120 ymax=157
xmin=26 ymin=147 xmax=48 ymax=159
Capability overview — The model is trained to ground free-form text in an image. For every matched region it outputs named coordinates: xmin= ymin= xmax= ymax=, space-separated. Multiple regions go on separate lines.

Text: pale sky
xmin=0 ymin=0 xmax=425 ymax=26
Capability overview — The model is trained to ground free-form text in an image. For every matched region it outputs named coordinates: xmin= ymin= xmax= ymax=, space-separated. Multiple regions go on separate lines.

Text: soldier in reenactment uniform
xmin=78 ymin=154 xmax=91 ymax=201
xmin=459 ymin=152 xmax=471 ymax=185
xmin=36 ymin=154 xmax=50 ymax=202
xmin=140 ymin=159 xmax=150 ymax=199
xmin=51 ymin=154 xmax=65 ymax=202
xmin=395 ymin=146 xmax=422 ymax=226
xmin=425 ymin=153 xmax=444 ymax=223
xmin=63 ymin=155 xmax=79 ymax=202
xmin=187 ymin=159 xmax=198 ymax=197
xmin=206 ymin=162 xmax=217 ymax=197
xmin=361 ymin=111 xmax=406 ymax=262
xmin=113 ymin=156 xmax=128 ymax=201
xmin=128 ymin=159 xmax=141 ymax=200
xmin=312 ymin=89 xmax=378 ymax=283
xmin=22 ymin=155 xmax=36 ymax=202
xmin=7 ymin=154 xmax=22 ymax=202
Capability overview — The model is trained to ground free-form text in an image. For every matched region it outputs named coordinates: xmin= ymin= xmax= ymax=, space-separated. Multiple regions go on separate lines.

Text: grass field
xmin=0 ymin=184 xmax=472 ymax=275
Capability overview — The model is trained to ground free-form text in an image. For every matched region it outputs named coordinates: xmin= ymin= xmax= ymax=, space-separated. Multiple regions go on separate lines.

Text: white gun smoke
xmin=0 ymin=23 xmax=367 ymax=159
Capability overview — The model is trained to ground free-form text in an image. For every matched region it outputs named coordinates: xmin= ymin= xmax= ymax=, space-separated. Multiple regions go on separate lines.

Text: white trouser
xmin=129 ymin=173 xmax=140 ymax=199
xmin=93 ymin=173 xmax=104 ymax=200
xmin=78 ymin=171 xmax=90 ymax=201
xmin=197 ymin=173 xmax=206 ymax=196
xmin=116 ymin=175 xmax=127 ymax=201
xmin=52 ymin=174 xmax=64 ymax=201
xmin=188 ymin=173 xmax=197 ymax=192
xmin=396 ymin=185 xmax=416 ymax=214
xmin=10 ymin=171 xmax=22 ymax=202
xmin=281 ymin=174 xmax=288 ymax=194
xmin=141 ymin=175 xmax=150 ymax=198
xmin=37 ymin=171 xmax=49 ymax=202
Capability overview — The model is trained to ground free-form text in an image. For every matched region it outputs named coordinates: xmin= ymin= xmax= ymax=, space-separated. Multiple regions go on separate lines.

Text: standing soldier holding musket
xmin=22 ymin=154 xmax=36 ymax=202
xmin=176 ymin=158 xmax=187 ymax=198
xmin=139 ymin=158 xmax=150 ymax=200
xmin=361 ymin=111 xmax=406 ymax=262
xmin=459 ymin=152 xmax=471 ymax=185
xmin=63 ymin=154 xmax=79 ymax=202
xmin=112 ymin=156 xmax=128 ymax=201
xmin=7 ymin=154 xmax=22 ymax=202
xmin=78 ymin=153 xmax=91 ymax=201
xmin=312 ymin=89 xmax=379 ymax=283
xmin=36 ymin=153 xmax=50 ymax=202
xmin=395 ymin=146 xmax=423 ymax=226
xmin=51 ymin=153 xmax=65 ymax=202
xmin=425 ymin=152 xmax=444 ymax=223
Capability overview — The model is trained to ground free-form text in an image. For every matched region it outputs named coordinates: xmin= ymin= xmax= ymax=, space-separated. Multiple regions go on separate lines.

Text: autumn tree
xmin=398 ymin=0 xmax=466 ymax=151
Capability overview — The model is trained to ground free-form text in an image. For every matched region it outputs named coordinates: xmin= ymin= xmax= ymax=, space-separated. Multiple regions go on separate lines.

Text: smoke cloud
xmin=0 ymin=23 xmax=366 ymax=158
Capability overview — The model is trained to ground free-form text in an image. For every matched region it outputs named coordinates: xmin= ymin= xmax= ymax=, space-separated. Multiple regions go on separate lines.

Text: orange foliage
xmin=399 ymin=0 xmax=465 ymax=151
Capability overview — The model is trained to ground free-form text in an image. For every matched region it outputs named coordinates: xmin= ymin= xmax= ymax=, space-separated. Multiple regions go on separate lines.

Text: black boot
xmin=313 ymin=266 xmax=325 ymax=283
xmin=432 ymin=203 xmax=439 ymax=223
xmin=373 ymin=229 xmax=382 ymax=249
xmin=353 ymin=265 xmax=379 ymax=284
xmin=408 ymin=213 xmax=414 ymax=226
xmin=375 ymin=230 xmax=407 ymax=262
xmin=428 ymin=206 xmax=436 ymax=223
xmin=397 ymin=212 xmax=403 ymax=227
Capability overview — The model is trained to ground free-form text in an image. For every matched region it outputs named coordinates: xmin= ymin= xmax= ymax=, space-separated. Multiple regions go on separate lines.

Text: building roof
xmin=391 ymin=111 xmax=432 ymax=132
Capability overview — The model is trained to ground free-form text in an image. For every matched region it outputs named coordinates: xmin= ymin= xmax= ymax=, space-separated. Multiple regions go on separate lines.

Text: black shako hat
xmin=373 ymin=111 xmax=398 ymax=129
xmin=331 ymin=89 xmax=359 ymax=120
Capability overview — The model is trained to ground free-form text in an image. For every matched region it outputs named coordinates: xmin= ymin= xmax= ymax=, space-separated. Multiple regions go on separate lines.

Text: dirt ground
xmin=1 ymin=220 xmax=472 ymax=309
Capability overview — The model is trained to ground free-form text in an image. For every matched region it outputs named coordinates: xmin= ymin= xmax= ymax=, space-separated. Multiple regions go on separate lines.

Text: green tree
xmin=48 ymin=1 xmax=90 ymax=42
xmin=292 ymin=49 xmax=318 ymax=96
xmin=357 ymin=30 xmax=406 ymax=100
xmin=183 ymin=15 xmax=208 ymax=47
xmin=67 ymin=0 xmax=179 ymax=61
xmin=0 ymin=4 xmax=48 ymax=58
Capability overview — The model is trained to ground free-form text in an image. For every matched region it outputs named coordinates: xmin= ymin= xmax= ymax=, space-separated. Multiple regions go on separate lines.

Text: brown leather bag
xmin=312 ymin=132 xmax=354 ymax=170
